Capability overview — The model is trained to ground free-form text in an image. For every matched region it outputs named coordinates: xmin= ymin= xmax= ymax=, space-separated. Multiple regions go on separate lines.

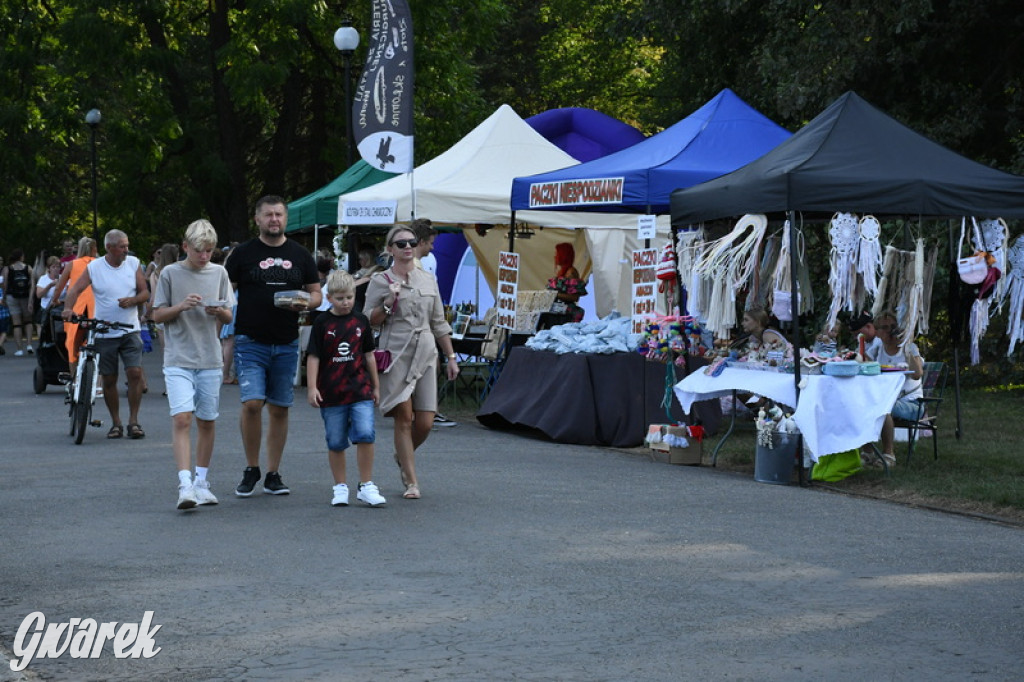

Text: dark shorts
xmin=95 ymin=333 xmax=144 ymax=375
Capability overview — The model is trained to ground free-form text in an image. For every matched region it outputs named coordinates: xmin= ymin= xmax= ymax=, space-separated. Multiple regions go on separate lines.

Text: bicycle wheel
xmin=67 ymin=379 xmax=77 ymax=436
xmin=74 ymin=358 xmax=95 ymax=444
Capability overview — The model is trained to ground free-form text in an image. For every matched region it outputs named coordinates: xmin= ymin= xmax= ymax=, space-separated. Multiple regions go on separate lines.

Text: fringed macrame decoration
xmin=693 ymin=214 xmax=768 ymax=340
xmin=871 ymin=240 xmax=937 ymax=346
xmin=770 ymin=220 xmax=794 ymax=322
xmin=826 ymin=212 xmax=860 ymax=331
xmin=1005 ymin=235 xmax=1024 ymax=355
xmin=681 ymin=230 xmax=708 ymax=319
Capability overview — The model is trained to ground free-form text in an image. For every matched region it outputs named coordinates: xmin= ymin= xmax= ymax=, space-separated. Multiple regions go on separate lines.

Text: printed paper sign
xmin=339 ymin=200 xmax=397 ymax=225
xmin=637 ymin=214 xmax=657 ymax=240
xmin=496 ymin=251 xmax=520 ymax=330
xmin=631 ymin=248 xmax=659 ymax=334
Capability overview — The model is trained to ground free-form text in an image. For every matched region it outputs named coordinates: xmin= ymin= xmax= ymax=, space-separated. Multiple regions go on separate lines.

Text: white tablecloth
xmin=674 ymin=367 xmax=904 ymax=459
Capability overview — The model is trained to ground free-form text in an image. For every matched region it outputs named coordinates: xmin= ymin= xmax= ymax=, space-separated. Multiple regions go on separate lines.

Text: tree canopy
xmin=2 ymin=0 xmax=1022 ymax=262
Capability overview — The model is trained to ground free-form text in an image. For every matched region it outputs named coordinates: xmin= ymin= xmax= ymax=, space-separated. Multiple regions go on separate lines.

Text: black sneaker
xmin=235 ymin=466 xmax=261 ymax=497
xmin=263 ymin=471 xmax=290 ymax=495
xmin=433 ymin=413 xmax=457 ymax=427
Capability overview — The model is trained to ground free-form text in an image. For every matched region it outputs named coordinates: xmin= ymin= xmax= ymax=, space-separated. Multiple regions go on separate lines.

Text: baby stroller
xmin=34 ymin=305 xmax=70 ymax=394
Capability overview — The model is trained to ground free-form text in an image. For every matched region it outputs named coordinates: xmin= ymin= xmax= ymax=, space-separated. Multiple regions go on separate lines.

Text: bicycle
xmin=61 ymin=315 xmax=134 ymax=444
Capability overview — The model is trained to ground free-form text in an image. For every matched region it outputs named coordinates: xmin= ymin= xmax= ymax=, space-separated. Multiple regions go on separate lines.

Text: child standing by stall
xmin=307 ymin=270 xmax=384 ymax=507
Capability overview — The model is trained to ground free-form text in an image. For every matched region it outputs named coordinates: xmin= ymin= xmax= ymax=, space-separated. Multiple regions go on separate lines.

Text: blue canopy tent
xmin=511 ymin=88 xmax=791 ymax=215
xmin=525 ymin=107 xmax=645 ymax=163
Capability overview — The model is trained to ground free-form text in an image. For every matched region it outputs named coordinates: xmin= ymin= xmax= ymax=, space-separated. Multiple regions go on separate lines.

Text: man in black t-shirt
xmin=224 ymin=195 xmax=321 ymax=497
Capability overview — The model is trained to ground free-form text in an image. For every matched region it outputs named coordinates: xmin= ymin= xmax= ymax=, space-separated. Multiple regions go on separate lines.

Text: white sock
xmin=195 ymin=467 xmax=208 ymax=482
xmin=178 ymin=470 xmax=192 ymax=486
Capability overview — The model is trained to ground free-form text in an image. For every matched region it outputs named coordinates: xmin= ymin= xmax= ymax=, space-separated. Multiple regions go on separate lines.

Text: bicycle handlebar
xmin=68 ymin=315 xmax=137 ymax=332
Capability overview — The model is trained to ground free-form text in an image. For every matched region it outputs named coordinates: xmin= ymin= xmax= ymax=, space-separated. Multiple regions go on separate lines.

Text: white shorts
xmin=164 ymin=367 xmax=223 ymax=420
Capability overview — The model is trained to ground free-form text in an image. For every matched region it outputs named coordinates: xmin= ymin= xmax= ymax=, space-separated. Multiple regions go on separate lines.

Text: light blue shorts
xmin=320 ymin=400 xmax=376 ymax=452
xmin=234 ymin=334 xmax=299 ymax=407
xmin=164 ymin=367 xmax=223 ymax=420
xmin=892 ymin=396 xmax=924 ymax=422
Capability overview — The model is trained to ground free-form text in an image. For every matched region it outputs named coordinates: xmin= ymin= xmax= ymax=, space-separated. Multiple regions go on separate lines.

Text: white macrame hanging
xmin=692 ymin=214 xmax=768 ymax=339
xmin=770 ymin=220 xmax=795 ymax=322
xmin=857 ymin=215 xmax=883 ymax=300
xmin=826 ymin=212 xmax=860 ymax=332
xmin=1005 ymin=235 xmax=1024 ymax=355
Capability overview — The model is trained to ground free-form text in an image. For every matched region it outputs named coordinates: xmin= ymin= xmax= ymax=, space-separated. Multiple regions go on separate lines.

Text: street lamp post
xmin=85 ymin=108 xmax=102 ymax=243
xmin=333 ymin=21 xmax=360 ymax=168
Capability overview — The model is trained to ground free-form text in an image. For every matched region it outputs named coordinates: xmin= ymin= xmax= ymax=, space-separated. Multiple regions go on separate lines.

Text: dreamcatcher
xmin=825 ymin=212 xmax=860 ymax=331
xmin=1005 ymin=235 xmax=1024 ymax=355
xmin=857 ymin=215 xmax=883 ymax=300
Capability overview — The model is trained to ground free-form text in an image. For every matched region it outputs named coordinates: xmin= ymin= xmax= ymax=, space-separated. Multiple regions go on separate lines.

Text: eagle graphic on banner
xmin=352 ymin=0 xmax=414 ymax=173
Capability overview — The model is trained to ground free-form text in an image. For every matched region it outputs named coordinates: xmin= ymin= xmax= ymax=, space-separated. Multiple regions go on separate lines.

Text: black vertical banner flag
xmin=352 ymin=0 xmax=414 ymax=173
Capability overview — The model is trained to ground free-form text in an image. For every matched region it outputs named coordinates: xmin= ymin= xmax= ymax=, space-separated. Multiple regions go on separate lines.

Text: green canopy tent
xmin=286 ymin=160 xmax=393 ymax=233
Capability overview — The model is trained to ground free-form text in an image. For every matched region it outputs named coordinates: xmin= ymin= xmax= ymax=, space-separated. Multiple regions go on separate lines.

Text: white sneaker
xmin=177 ymin=483 xmax=198 ymax=510
xmin=357 ymin=481 xmax=386 ymax=507
xmin=332 ymin=483 xmax=349 ymax=506
xmin=26 ymin=346 xmax=34 ymax=355
xmin=14 ymin=350 xmax=25 ymax=357
xmin=193 ymin=478 xmax=219 ymax=505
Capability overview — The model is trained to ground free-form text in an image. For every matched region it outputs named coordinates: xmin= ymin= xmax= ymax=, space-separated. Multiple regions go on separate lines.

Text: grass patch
xmin=710 ymin=386 xmax=1024 ymax=524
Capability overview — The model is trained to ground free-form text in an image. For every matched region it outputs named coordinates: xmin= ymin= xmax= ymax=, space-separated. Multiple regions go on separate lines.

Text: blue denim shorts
xmin=164 ymin=367 xmax=223 ymax=420
xmin=234 ymin=334 xmax=299 ymax=407
xmin=320 ymin=400 xmax=376 ymax=452
xmin=892 ymin=396 xmax=924 ymax=421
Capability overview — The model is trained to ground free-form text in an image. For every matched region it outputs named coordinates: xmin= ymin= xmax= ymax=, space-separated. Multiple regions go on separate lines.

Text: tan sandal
xmin=402 ymin=484 xmax=420 ymax=499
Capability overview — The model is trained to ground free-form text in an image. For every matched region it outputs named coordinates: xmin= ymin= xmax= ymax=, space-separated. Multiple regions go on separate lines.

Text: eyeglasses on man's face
xmin=390 ymin=239 xmax=418 ymax=249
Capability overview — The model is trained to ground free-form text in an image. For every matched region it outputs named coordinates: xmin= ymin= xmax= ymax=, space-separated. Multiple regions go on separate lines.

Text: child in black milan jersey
xmin=307 ymin=271 xmax=384 ymax=507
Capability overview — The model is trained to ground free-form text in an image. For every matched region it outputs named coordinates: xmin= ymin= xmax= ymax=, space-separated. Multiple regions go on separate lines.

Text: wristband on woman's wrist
xmin=382 ymin=303 xmax=393 ymax=316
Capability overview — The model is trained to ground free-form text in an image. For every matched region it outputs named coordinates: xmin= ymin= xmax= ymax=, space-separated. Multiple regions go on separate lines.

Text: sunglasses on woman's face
xmin=390 ymin=239 xmax=418 ymax=249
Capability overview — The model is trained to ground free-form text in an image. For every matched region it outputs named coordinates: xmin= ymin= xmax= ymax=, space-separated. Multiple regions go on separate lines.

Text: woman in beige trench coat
xmin=364 ymin=225 xmax=459 ymax=499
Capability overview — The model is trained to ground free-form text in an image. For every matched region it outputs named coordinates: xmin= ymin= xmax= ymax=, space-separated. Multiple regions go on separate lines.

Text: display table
xmin=477 ymin=347 xmax=720 ymax=447
xmin=674 ymin=367 xmax=904 ymax=458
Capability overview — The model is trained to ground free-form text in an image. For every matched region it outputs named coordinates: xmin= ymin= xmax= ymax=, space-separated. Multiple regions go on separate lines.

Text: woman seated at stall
xmin=738 ymin=308 xmax=789 ymax=351
xmin=873 ymin=311 xmax=925 ymax=469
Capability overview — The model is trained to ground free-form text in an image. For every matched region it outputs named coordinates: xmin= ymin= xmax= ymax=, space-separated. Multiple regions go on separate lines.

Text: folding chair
xmin=893 ymin=361 xmax=947 ymax=463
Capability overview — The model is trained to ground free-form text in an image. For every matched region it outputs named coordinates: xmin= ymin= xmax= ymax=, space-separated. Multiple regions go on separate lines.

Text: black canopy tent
xmin=670 ymin=91 xmax=1024 ymax=445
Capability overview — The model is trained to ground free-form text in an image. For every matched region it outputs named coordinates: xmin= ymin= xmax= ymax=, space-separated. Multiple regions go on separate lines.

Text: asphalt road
xmin=0 ymin=349 xmax=1022 ymax=681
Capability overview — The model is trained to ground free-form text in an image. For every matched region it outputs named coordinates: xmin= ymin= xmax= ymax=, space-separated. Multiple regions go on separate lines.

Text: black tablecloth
xmin=476 ymin=348 xmax=720 ymax=447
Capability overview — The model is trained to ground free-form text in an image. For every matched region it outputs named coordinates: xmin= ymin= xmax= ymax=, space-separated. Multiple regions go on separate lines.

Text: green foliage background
xmin=2 ymin=0 xmax=1023 ymax=379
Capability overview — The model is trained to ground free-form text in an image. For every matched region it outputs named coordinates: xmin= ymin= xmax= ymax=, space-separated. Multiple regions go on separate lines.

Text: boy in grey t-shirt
xmin=151 ymin=220 xmax=235 ymax=510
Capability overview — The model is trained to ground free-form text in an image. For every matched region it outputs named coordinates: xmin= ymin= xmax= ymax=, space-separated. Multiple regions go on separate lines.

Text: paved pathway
xmin=0 ymin=350 xmax=1021 ymax=680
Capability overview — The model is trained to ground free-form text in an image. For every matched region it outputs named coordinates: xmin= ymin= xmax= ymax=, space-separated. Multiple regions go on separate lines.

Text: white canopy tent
xmin=337 ymin=104 xmax=670 ymax=318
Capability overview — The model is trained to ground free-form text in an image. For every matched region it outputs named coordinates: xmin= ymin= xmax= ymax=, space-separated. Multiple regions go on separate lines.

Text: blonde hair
xmin=77 ymin=237 xmax=97 ymax=258
xmin=326 ymin=270 xmax=356 ymax=295
xmin=46 ymin=255 xmax=61 ymax=268
xmin=385 ymin=225 xmax=416 ymax=247
xmin=185 ymin=219 xmax=218 ymax=250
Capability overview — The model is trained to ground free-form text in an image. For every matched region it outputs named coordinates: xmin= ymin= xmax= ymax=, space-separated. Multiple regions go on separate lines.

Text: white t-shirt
xmin=420 ymin=252 xmax=437 ymax=276
xmin=37 ymin=273 xmax=59 ymax=308
xmin=87 ymin=255 xmax=142 ymax=338
xmin=876 ymin=341 xmax=923 ymax=400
